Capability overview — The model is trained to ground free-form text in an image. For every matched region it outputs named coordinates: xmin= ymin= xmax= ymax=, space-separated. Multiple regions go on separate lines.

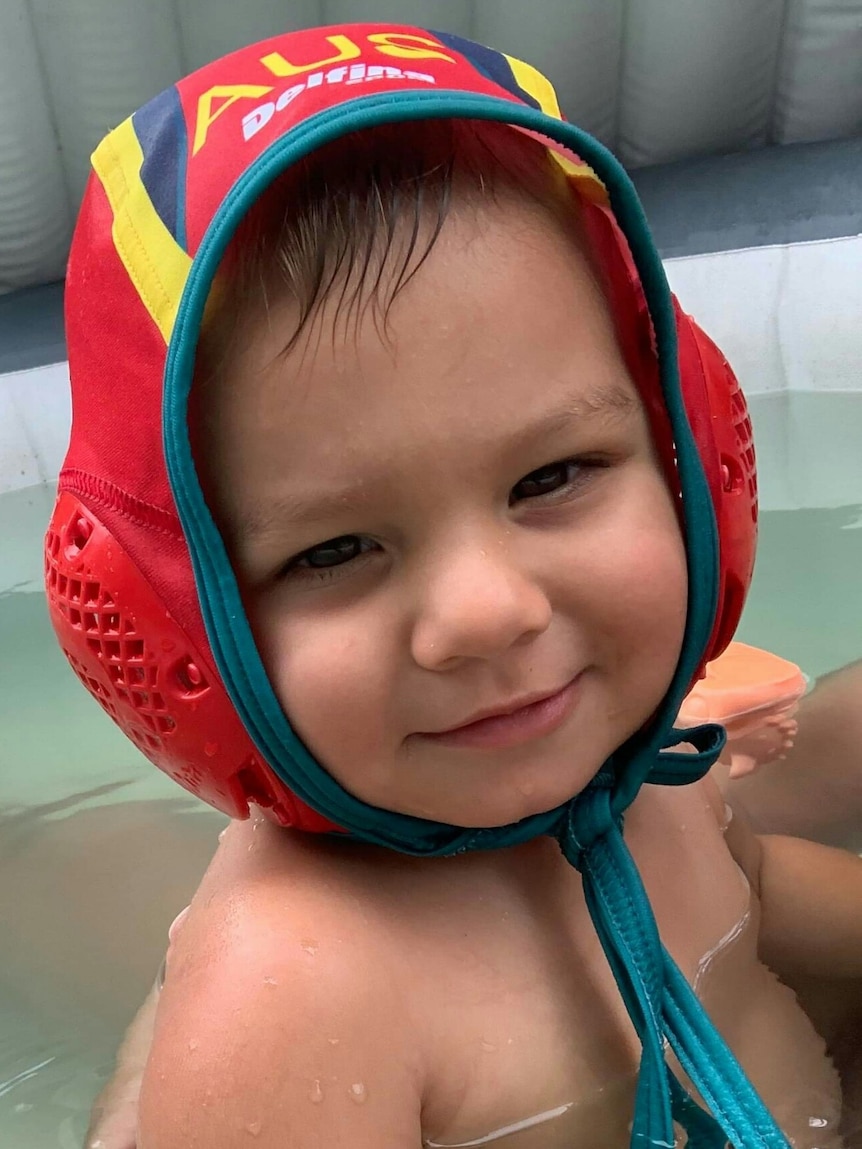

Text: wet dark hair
xmin=199 ymin=118 xmax=577 ymax=372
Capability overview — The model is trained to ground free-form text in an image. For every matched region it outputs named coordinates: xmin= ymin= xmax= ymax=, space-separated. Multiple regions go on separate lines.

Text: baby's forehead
xmin=195 ymin=118 xmax=609 ymax=378
xmin=215 ymin=192 xmax=621 ymax=397
xmin=196 ymin=202 xmax=639 ymax=533
xmin=213 ymin=207 xmax=612 ymax=406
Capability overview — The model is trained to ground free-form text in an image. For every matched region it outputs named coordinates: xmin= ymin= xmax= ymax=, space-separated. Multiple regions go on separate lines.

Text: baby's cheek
xmin=634 ymin=533 xmax=687 ymax=613
xmin=634 ymin=537 xmax=685 ymax=626
xmin=586 ymin=518 xmax=687 ymax=662
xmin=264 ymin=614 xmax=394 ymax=766
xmin=630 ymin=542 xmax=687 ymax=672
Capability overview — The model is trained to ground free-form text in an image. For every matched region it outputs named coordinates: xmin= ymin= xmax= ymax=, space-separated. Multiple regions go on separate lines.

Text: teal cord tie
xmin=557 ymin=739 xmax=791 ymax=1149
xmin=645 ymin=723 xmax=727 ymax=790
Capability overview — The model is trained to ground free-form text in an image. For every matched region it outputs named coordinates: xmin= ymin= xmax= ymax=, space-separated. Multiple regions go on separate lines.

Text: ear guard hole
xmin=63 ymin=515 xmax=94 ymax=561
xmin=172 ymin=658 xmax=210 ymax=698
xmin=720 ymin=456 xmax=744 ymax=494
xmin=233 ymin=764 xmax=279 ymax=811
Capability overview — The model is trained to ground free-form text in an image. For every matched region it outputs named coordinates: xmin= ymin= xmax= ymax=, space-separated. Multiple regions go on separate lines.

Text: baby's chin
xmin=324 ymin=722 xmax=622 ymax=829
xmin=391 ymin=770 xmax=602 ymax=829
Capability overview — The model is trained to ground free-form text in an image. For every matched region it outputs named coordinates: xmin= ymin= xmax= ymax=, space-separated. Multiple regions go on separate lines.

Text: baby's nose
xmin=410 ymin=544 xmax=552 ymax=669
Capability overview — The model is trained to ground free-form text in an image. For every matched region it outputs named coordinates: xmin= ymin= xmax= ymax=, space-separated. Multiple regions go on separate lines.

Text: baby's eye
xmin=292 ymin=535 xmax=374 ymax=572
xmin=510 ymin=459 xmax=586 ymax=504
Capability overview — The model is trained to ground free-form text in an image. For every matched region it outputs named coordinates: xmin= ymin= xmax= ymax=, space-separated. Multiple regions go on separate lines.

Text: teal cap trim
xmin=162 ymin=90 xmax=790 ymax=1148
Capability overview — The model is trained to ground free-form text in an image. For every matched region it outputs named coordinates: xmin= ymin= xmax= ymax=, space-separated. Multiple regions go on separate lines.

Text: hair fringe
xmin=199 ymin=119 xmax=571 ymax=379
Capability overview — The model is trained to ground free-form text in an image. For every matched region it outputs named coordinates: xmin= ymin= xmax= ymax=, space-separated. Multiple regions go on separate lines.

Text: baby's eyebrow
xmin=239 ymin=380 xmax=637 ymax=540
xmin=540 ymin=380 xmax=637 ymax=426
xmin=240 ymin=488 xmax=369 ymax=540
xmin=498 ymin=379 xmax=638 ymax=451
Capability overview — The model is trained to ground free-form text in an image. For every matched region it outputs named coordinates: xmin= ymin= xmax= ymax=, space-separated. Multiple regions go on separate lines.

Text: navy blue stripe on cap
xmin=429 ymin=29 xmax=541 ymax=111
xmin=133 ymin=85 xmax=189 ymax=250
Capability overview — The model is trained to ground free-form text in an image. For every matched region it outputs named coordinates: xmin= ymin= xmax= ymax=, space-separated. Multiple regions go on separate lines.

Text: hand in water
xmin=85 ymin=1080 xmax=141 ymax=1149
xmin=84 ymin=982 xmax=160 ymax=1149
xmin=678 ymin=642 xmax=806 ymax=777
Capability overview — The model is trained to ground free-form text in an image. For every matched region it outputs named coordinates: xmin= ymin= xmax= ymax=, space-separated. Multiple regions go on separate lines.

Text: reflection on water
xmin=0 ymin=797 xmax=222 ymax=1147
xmin=0 ymin=1025 xmax=97 ymax=1148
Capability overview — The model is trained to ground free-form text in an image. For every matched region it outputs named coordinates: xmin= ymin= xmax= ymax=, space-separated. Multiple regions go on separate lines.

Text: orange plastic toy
xmin=678 ymin=642 xmax=808 ymax=779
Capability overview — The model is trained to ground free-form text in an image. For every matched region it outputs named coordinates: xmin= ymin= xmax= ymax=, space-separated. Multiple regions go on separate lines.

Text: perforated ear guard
xmin=44 ymin=493 xmax=338 ymax=831
xmin=676 ymin=302 xmax=757 ymax=670
xmin=45 ymin=299 xmax=755 ymax=828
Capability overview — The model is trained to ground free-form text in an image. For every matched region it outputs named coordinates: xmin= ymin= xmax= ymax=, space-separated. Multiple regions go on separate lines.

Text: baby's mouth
xmin=417 ymin=674 xmax=583 ymax=752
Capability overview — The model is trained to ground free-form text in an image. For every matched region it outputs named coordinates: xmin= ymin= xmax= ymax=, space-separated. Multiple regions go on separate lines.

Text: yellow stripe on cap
xmin=502 ymin=52 xmax=608 ymax=205
xmin=503 ymin=52 xmax=563 ymax=120
xmin=91 ymin=117 xmax=192 ymax=344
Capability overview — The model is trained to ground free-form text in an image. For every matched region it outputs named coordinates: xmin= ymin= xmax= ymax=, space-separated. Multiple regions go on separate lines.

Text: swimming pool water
xmin=1 ymin=391 xmax=860 ymax=1146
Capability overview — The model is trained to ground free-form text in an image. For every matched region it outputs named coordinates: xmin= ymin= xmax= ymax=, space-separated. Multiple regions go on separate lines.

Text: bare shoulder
xmin=138 ymin=819 xmax=426 ymax=1148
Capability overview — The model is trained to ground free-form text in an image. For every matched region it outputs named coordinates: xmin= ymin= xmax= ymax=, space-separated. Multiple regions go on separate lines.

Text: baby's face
xmin=199 ymin=193 xmax=688 ymax=827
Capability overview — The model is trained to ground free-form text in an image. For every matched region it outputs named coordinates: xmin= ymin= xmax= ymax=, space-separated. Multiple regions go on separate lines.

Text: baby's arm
xmin=720 ymin=792 xmax=862 ymax=1096
xmin=756 ymin=833 xmax=862 ymax=982
xmin=84 ymin=984 xmax=159 ymax=1149
xmin=722 ymin=786 xmax=862 ymax=984
xmin=756 ymin=833 xmax=862 ymax=1096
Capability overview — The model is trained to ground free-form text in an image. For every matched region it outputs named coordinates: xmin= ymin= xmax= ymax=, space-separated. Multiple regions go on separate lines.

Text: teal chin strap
xmin=164 ymin=91 xmax=791 ymax=1149
xmin=558 ymin=725 xmax=789 ymax=1148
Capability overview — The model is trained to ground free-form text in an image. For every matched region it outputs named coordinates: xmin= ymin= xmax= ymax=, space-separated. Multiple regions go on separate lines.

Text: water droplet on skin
xmin=245 ymin=1118 xmax=262 ymax=1136
xmin=309 ymin=1079 xmax=324 ymax=1104
xmin=218 ymin=827 xmax=228 ymax=842
xmin=809 ymin=1117 xmax=828 ymax=1128
xmin=327 ymin=1037 xmax=340 ymax=1045
xmin=301 ymin=940 xmax=319 ymax=956
xmin=188 ymin=1039 xmax=199 ymax=1052
xmin=348 ymin=1082 xmax=368 ymax=1104
xmin=263 ymin=976 xmax=278 ymax=987
xmin=481 ymin=1039 xmax=497 ymax=1053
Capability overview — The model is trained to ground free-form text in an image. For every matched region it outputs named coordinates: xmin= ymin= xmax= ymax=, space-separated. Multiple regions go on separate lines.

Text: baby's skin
xmin=127 ymin=172 xmax=862 ymax=1146
xmin=143 ymin=780 xmax=857 ymax=1148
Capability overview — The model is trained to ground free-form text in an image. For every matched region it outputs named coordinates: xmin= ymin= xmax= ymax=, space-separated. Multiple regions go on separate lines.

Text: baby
xmin=48 ymin=24 xmax=862 ymax=1149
